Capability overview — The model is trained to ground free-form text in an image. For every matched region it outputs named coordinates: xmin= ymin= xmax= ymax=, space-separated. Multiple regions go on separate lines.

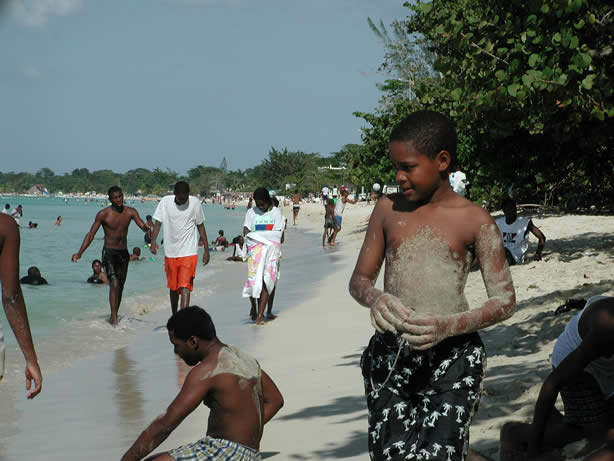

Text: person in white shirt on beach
xmin=321 ymin=186 xmax=330 ymax=205
xmin=495 ymin=197 xmax=546 ymax=265
xmin=242 ymin=188 xmax=285 ymax=325
xmin=150 ymin=181 xmax=210 ymax=314
xmin=329 ymin=188 xmax=356 ymax=246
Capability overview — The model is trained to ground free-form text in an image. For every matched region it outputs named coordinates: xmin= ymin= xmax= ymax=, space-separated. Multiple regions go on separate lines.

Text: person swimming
xmin=87 ymin=259 xmax=108 ymax=284
xmin=20 ymin=266 xmax=48 ymax=285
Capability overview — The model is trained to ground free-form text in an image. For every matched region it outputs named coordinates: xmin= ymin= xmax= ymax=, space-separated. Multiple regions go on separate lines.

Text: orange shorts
xmin=164 ymin=255 xmax=198 ymax=292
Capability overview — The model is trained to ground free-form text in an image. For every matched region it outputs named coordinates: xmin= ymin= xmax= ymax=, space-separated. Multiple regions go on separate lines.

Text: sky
xmin=0 ymin=0 xmax=409 ymax=175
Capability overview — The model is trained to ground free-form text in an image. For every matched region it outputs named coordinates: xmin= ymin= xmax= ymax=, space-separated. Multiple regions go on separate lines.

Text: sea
xmin=0 ymin=195 xmax=246 ymax=352
xmin=0 ymin=195 xmax=348 ymax=460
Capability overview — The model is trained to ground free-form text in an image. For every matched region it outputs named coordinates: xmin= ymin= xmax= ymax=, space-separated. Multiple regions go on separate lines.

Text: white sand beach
xmin=251 ymin=201 xmax=614 ymax=460
xmin=2 ymin=199 xmax=612 ymax=460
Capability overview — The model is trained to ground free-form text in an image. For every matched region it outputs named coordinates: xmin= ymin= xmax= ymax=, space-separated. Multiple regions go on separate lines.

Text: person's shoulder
xmin=376 ymin=193 xmax=401 ymax=211
xmin=449 ymin=196 xmax=493 ymax=223
xmin=155 ymin=195 xmax=173 ymax=209
xmin=0 ymin=212 xmax=18 ymax=231
xmin=439 ymin=195 xmax=496 ymax=234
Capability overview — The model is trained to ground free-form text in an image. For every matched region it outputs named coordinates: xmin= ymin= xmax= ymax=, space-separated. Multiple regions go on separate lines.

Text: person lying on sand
xmin=500 ymin=295 xmax=614 ymax=461
xmin=121 ymin=306 xmax=284 ymax=461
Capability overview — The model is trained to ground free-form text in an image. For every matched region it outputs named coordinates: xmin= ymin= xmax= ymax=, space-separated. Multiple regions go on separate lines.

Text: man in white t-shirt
xmin=321 ymin=186 xmax=330 ymax=205
xmin=495 ymin=197 xmax=546 ymax=265
xmin=150 ymin=181 xmax=210 ymax=314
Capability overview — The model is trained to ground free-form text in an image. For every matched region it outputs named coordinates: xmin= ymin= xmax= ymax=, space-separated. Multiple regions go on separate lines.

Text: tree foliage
xmin=0 ymin=149 xmax=348 ymax=196
xmin=352 ymin=0 xmax=614 ymax=209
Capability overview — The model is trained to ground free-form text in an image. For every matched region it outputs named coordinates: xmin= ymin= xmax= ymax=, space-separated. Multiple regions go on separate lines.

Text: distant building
xmin=26 ymin=184 xmax=49 ymax=195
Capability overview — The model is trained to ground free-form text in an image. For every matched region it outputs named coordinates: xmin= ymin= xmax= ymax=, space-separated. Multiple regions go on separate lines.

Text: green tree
xmin=352 ymin=1 xmax=613 ymax=208
xmin=188 ymin=165 xmax=224 ymax=195
xmin=409 ymin=0 xmax=613 ymax=207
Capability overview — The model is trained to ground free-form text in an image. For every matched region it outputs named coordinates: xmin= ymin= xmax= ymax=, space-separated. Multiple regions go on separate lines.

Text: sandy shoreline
xmin=2 ymin=199 xmax=613 ymax=460
xmin=256 ymin=201 xmax=614 ymax=460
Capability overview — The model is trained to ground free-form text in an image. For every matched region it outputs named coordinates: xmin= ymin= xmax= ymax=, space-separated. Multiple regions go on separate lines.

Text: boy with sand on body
xmin=349 ymin=110 xmax=516 ymax=461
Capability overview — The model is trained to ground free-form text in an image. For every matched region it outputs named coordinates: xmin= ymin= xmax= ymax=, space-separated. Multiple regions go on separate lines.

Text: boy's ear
xmin=436 ymin=150 xmax=451 ymax=172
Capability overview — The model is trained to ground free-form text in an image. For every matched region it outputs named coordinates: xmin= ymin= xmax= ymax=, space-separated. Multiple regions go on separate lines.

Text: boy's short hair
xmin=108 ymin=186 xmax=122 ymax=197
xmin=218 ymin=229 xmax=224 ymax=235
xmin=92 ymin=259 xmax=102 ymax=267
xmin=146 ymin=215 xmax=152 ymax=220
xmin=390 ymin=110 xmax=457 ymax=160
xmin=133 ymin=247 xmax=141 ymax=255
xmin=27 ymin=266 xmax=41 ymax=277
xmin=174 ymin=181 xmax=190 ymax=195
xmin=253 ymin=187 xmax=270 ymax=203
xmin=167 ymin=305 xmax=217 ymax=341
xmin=501 ymin=197 xmax=517 ymax=209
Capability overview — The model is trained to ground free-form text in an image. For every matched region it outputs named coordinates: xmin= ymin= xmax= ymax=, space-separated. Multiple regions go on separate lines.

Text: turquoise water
xmin=0 ymin=195 xmax=247 ymax=345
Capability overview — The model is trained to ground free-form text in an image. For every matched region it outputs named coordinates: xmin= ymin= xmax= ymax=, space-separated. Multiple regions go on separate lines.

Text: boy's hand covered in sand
xmin=400 ymin=313 xmax=451 ymax=350
xmin=370 ymin=293 xmax=414 ymax=334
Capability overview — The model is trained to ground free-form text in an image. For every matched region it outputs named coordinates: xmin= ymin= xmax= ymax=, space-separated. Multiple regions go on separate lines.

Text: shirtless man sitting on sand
xmin=121 ymin=305 xmax=284 ymax=461
xmin=72 ymin=186 xmax=148 ymax=326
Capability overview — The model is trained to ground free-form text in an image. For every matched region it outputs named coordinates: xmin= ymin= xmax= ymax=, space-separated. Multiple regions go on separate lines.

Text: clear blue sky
xmin=0 ymin=0 xmax=408 ymax=175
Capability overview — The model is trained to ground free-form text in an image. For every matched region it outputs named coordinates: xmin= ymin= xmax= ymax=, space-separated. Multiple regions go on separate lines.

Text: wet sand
xmin=0 ymin=219 xmax=342 ymax=460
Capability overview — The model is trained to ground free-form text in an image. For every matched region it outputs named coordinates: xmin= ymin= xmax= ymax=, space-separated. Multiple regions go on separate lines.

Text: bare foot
xmin=255 ymin=318 xmax=265 ymax=325
xmin=266 ymin=313 xmax=277 ymax=320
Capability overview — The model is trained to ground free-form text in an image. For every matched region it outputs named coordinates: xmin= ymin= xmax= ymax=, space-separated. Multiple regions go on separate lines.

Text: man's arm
xmin=0 ymin=215 xmax=42 ymax=399
xmin=131 ymin=208 xmax=149 ymax=233
xmin=528 ymin=333 xmax=602 ymax=456
xmin=401 ymin=213 xmax=516 ymax=350
xmin=71 ymin=211 xmax=103 ymax=262
xmin=261 ymin=369 xmax=284 ymax=425
xmin=121 ymin=368 xmax=210 ymax=461
xmin=196 ymin=223 xmax=210 ymax=265
xmin=149 ymin=221 xmax=162 ymax=255
xmin=348 ymin=199 xmax=413 ymax=333
xmin=528 ymin=220 xmax=546 ymax=261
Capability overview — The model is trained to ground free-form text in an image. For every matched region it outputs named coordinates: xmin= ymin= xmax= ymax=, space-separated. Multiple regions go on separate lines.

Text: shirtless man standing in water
xmin=121 ymin=306 xmax=284 ymax=461
xmin=72 ymin=186 xmax=148 ymax=326
xmin=349 ymin=110 xmax=516 ymax=461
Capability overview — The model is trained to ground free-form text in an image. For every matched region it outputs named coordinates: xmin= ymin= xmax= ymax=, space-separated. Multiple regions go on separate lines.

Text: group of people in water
xmin=1 ymin=109 xmax=613 ymax=461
